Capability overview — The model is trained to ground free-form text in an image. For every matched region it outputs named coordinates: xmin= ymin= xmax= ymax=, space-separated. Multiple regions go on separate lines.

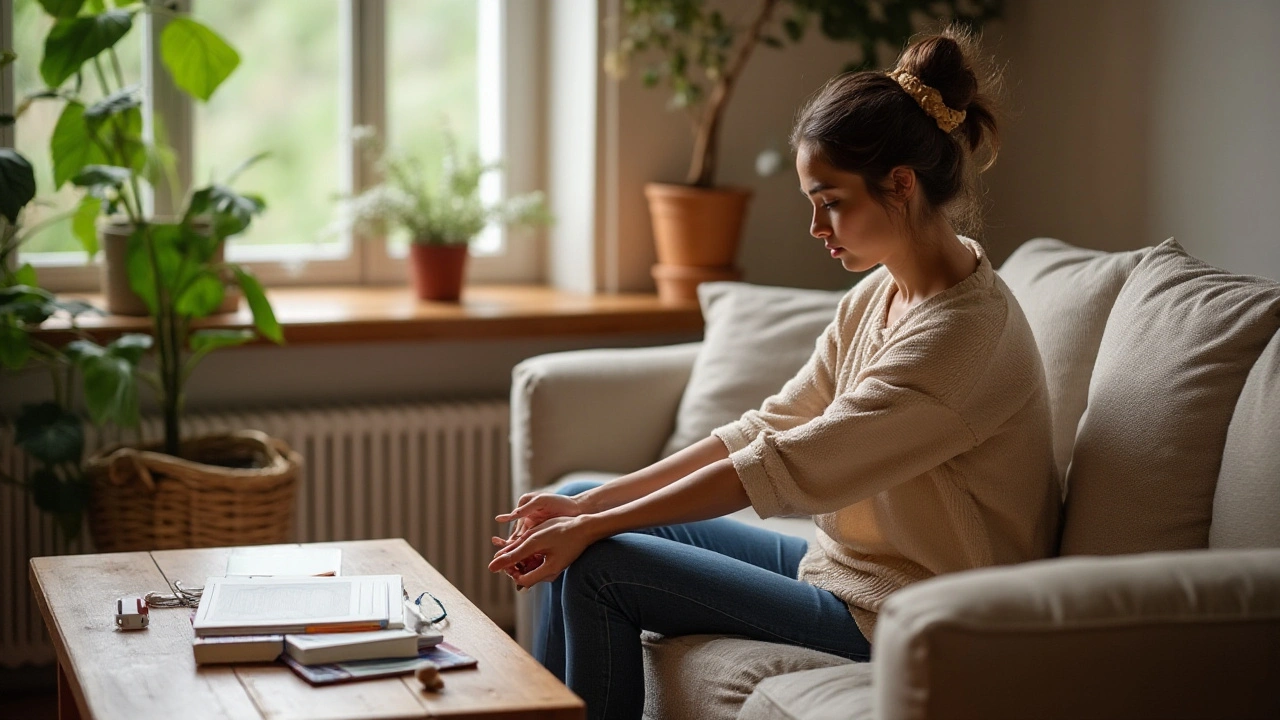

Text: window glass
xmin=191 ymin=0 xmax=343 ymax=259
xmin=14 ymin=0 xmax=143 ymax=260
xmin=385 ymin=0 xmax=483 ymax=255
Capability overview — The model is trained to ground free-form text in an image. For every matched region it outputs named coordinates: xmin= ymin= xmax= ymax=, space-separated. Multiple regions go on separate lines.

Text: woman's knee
xmin=561 ymin=534 xmax=652 ymax=593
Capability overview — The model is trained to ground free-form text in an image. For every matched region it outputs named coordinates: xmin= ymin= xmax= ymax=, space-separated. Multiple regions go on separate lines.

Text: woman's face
xmin=795 ymin=143 xmax=904 ymax=273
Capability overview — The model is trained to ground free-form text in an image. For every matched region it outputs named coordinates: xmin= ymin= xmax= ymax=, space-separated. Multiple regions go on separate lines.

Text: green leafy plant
xmin=1 ymin=147 xmax=151 ymax=538
xmin=19 ymin=0 xmax=283 ymax=458
xmin=126 ymin=158 xmax=283 ymax=458
xmin=341 ymin=126 xmax=551 ymax=246
xmin=608 ymin=0 xmax=1002 ymax=187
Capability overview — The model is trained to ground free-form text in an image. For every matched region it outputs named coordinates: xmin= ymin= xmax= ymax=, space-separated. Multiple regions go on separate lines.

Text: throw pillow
xmin=1061 ymin=239 xmax=1280 ymax=555
xmin=661 ymin=282 xmax=846 ymax=457
xmin=1209 ymin=330 xmax=1280 ymax=549
xmin=997 ymin=238 xmax=1148 ymax=480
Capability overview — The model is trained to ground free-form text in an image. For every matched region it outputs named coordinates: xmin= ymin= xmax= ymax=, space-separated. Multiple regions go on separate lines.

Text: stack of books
xmin=189 ymin=548 xmax=474 ymax=683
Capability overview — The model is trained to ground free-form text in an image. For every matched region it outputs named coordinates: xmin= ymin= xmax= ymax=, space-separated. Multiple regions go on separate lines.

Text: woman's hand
xmin=488 ymin=516 xmax=597 ymax=588
xmin=497 ymin=491 xmax=586 ymax=530
xmin=494 ymin=491 xmax=586 ymax=544
xmin=489 ymin=535 xmax=545 ymax=587
xmin=491 ymin=492 xmax=584 ymax=588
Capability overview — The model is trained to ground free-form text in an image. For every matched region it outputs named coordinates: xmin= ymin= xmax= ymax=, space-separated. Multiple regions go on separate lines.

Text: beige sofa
xmin=509 ymin=238 xmax=1280 ymax=719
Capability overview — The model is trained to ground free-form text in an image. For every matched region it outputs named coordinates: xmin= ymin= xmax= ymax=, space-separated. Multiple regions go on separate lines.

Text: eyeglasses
xmin=413 ymin=590 xmax=448 ymax=625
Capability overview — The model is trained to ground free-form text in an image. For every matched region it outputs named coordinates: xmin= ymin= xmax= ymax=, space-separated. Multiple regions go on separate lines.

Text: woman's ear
xmin=887 ymin=166 xmax=917 ymax=209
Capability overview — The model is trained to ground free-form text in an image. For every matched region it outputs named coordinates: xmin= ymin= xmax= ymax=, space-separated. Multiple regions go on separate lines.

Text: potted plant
xmin=1 ymin=146 xmax=151 ymax=541
xmin=15 ymin=1 xmax=301 ymax=552
xmin=608 ymin=0 xmax=1001 ymax=300
xmin=342 ymin=127 xmax=551 ymax=302
xmin=73 ymin=155 xmax=302 ymax=554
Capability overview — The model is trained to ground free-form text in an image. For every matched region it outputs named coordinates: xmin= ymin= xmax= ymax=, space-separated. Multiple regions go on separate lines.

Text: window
xmin=192 ymin=0 xmax=344 ymax=261
xmin=4 ymin=0 xmax=539 ymax=290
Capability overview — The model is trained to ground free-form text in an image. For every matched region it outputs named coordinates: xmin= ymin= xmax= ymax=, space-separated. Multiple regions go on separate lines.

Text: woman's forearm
xmin=574 ymin=435 xmax=730 ymax=513
xmin=579 ymin=457 xmax=751 ymax=542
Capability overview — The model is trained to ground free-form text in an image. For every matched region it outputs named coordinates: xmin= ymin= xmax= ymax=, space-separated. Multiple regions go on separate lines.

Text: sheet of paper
xmin=225 ymin=546 xmax=342 ymax=577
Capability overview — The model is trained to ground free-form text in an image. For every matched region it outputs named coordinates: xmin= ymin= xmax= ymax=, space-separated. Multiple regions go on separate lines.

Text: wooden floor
xmin=0 ymin=691 xmax=57 ymax=720
xmin=0 ymin=665 xmax=57 ymax=720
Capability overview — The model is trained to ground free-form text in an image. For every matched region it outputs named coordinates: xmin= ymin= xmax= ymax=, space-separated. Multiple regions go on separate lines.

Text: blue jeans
xmin=532 ymin=480 xmax=871 ymax=720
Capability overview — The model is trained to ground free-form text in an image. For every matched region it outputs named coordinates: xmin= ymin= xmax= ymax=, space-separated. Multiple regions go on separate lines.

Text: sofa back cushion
xmin=1210 ymin=330 xmax=1280 ymax=548
xmin=997 ymin=239 xmax=1148 ymax=479
xmin=1061 ymin=239 xmax=1280 ymax=555
xmin=660 ymin=282 xmax=845 ymax=457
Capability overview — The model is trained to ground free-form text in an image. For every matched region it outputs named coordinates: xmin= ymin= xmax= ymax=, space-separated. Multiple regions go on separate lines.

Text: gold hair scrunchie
xmin=887 ymin=69 xmax=966 ymax=133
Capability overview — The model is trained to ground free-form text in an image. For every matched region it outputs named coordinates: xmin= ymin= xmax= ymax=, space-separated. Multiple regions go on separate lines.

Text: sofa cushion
xmin=997 ymin=238 xmax=1148 ymax=479
xmin=641 ymin=634 xmax=853 ymax=720
xmin=739 ymin=663 xmax=875 ymax=720
xmin=661 ymin=282 xmax=845 ymax=457
xmin=873 ymin=549 xmax=1280 ymax=720
xmin=1210 ymin=329 xmax=1280 ymax=548
xmin=1061 ymin=239 xmax=1280 ymax=555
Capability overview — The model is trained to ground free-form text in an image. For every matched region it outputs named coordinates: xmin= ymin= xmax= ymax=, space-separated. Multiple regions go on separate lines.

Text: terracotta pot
xmin=409 ymin=243 xmax=469 ymax=302
xmin=100 ymin=221 xmax=239 ymax=316
xmin=644 ymin=183 xmax=752 ymax=268
xmin=651 ymin=263 xmax=742 ymax=304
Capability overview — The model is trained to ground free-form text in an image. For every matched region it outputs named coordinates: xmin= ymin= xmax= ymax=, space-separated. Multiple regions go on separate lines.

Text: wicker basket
xmin=85 ymin=430 xmax=302 ymax=552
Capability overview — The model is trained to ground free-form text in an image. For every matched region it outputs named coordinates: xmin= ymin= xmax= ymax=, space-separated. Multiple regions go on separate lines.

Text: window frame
xmin=4 ymin=0 xmax=541 ymax=292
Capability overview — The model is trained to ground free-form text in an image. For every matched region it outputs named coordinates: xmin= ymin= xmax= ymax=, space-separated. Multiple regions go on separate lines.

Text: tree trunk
xmin=686 ymin=110 xmax=723 ymax=187
xmin=684 ymin=0 xmax=780 ymax=187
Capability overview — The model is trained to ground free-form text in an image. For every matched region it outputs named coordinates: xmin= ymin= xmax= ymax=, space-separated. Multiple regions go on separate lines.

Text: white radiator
xmin=1 ymin=400 xmax=513 ymax=668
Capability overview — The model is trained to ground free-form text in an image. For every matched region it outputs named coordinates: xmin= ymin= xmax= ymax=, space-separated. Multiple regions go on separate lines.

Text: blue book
xmin=281 ymin=641 xmax=478 ymax=685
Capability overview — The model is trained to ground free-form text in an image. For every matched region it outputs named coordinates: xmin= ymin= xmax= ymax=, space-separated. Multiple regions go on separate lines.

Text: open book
xmin=193 ymin=575 xmax=404 ymax=638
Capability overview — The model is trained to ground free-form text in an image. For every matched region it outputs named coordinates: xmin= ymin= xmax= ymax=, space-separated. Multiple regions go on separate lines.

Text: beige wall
xmin=1143 ymin=0 xmax=1280 ymax=279
xmin=986 ymin=0 xmax=1280 ymax=278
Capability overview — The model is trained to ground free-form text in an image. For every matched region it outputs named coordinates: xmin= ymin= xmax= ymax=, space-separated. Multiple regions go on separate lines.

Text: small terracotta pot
xmin=100 ymin=221 xmax=239 ymax=316
xmin=651 ymin=263 xmax=742 ymax=304
xmin=644 ymin=183 xmax=752 ymax=268
xmin=409 ymin=244 xmax=469 ymax=302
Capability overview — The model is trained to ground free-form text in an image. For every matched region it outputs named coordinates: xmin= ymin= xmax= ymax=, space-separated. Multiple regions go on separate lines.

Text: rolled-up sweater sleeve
xmin=726 ymin=376 xmax=978 ymax=518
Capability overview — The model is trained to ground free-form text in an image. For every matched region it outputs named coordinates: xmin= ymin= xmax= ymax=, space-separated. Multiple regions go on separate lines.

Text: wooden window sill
xmin=34 ymin=285 xmax=704 ymax=346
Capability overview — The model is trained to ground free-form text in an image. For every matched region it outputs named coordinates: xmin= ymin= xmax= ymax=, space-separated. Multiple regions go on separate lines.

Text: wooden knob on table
xmin=416 ymin=661 xmax=445 ymax=692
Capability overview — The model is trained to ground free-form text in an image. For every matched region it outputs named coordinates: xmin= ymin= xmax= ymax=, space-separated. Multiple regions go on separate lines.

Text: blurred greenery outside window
xmin=12 ymin=0 xmax=143 ymax=259
xmin=9 ymin=0 xmax=504 ymax=286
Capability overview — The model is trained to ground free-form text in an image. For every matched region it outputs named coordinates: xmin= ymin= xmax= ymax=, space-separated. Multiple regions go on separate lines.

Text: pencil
xmin=302 ymin=622 xmax=387 ymax=634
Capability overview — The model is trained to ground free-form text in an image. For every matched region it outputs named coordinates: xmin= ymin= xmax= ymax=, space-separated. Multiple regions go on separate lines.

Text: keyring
xmin=144 ymin=580 xmax=203 ymax=608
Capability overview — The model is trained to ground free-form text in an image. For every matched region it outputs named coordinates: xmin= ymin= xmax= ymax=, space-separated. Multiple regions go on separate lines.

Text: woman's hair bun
xmin=894 ymin=26 xmax=1000 ymax=162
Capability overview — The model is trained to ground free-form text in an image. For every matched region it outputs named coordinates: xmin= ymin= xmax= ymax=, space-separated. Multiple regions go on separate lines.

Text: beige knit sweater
xmin=713 ymin=239 xmax=1061 ymax=640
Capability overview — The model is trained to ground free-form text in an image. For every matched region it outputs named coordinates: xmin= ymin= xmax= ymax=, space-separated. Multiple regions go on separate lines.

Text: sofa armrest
xmin=510 ymin=343 xmax=701 ymax=499
xmin=875 ymin=549 xmax=1280 ymax=720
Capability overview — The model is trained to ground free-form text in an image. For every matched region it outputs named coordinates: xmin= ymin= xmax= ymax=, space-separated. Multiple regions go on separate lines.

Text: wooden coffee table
xmin=29 ymin=538 xmax=584 ymax=720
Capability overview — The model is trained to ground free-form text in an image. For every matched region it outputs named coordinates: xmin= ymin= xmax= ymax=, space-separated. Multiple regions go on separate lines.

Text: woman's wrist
xmin=574 ymin=488 xmax=608 ymax=515
xmin=571 ymin=512 xmax=614 ymax=544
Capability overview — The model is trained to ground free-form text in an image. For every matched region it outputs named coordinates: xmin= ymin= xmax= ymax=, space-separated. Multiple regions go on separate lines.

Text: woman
xmin=489 ymin=28 xmax=1060 ymax=719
